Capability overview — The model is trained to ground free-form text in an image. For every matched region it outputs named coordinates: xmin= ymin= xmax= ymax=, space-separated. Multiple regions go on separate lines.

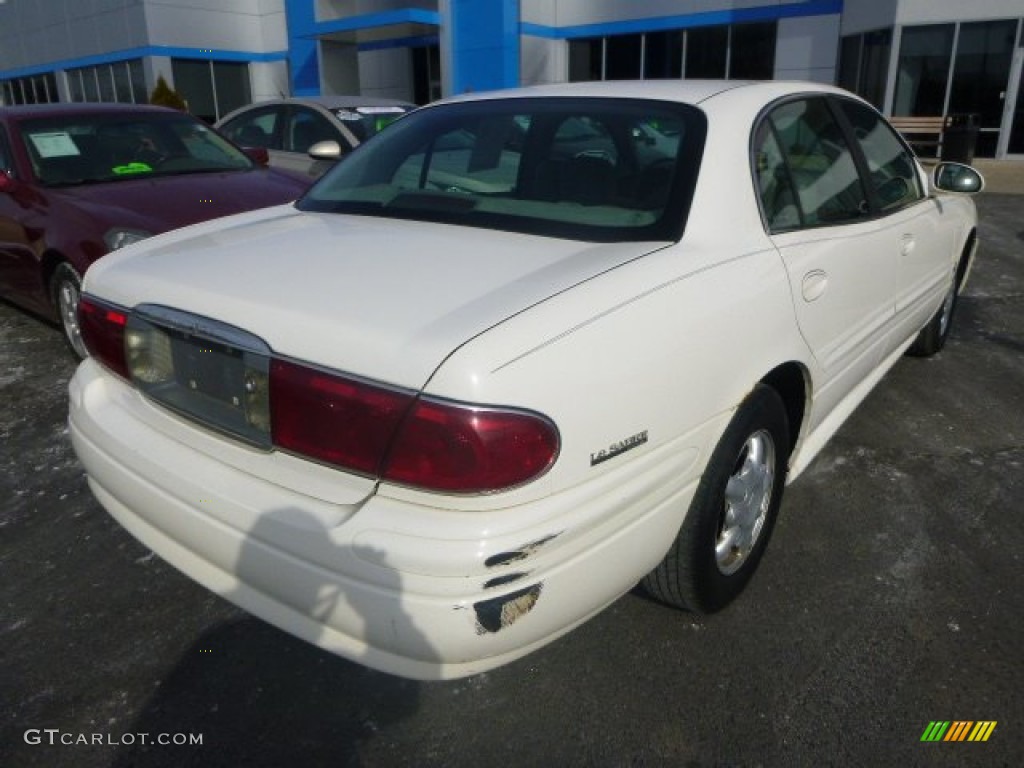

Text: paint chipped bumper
xmin=70 ymin=360 xmax=705 ymax=680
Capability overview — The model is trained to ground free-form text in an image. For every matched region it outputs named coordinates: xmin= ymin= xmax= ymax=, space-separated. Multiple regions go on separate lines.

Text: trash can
xmin=941 ymin=113 xmax=979 ymax=164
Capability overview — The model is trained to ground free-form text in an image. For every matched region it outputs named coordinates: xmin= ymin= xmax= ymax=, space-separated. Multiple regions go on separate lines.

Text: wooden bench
xmin=889 ymin=116 xmax=949 ymax=158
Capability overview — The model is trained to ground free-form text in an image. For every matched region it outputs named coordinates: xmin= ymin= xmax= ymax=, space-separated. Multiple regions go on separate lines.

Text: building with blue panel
xmin=1 ymin=1 xmax=1023 ymax=157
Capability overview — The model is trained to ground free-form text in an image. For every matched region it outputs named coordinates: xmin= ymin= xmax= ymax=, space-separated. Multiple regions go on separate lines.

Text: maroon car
xmin=0 ymin=103 xmax=310 ymax=356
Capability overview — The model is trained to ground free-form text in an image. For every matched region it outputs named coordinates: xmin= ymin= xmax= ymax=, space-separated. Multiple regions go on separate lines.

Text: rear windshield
xmin=299 ymin=97 xmax=706 ymax=242
xmin=20 ymin=112 xmax=252 ymax=186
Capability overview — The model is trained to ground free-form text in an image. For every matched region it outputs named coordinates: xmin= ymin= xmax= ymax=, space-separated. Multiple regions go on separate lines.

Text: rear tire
xmin=643 ymin=384 xmax=790 ymax=613
xmin=51 ymin=263 xmax=88 ymax=359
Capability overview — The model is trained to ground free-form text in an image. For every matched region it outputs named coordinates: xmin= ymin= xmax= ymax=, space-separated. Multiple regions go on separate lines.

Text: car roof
xmin=0 ymin=102 xmax=181 ymax=120
xmin=243 ymin=95 xmax=414 ymax=111
xmin=434 ymin=79 xmax=849 ymax=107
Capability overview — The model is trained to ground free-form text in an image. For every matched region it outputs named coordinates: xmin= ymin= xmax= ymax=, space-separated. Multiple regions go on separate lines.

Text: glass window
xmin=412 ymin=44 xmax=442 ymax=104
xmin=129 ymin=60 xmax=147 ymax=103
xmin=83 ymin=70 xmax=100 ymax=102
xmin=837 ymin=98 xmax=923 ymax=212
xmin=766 ymin=98 xmax=867 ymax=227
xmin=605 ymin=34 xmax=642 ymax=80
xmin=67 ymin=71 xmax=84 ymax=102
xmin=753 ymin=120 xmax=800 ymax=231
xmin=839 ymin=35 xmax=861 ymax=93
xmin=220 ymin=107 xmax=280 ymax=149
xmin=300 ymin=98 xmax=706 ymax=243
xmin=569 ymin=39 xmax=603 ymax=82
xmin=113 ymin=63 xmax=133 ymax=103
xmin=893 ymin=24 xmax=954 ymax=116
xmin=731 ymin=22 xmax=777 ymax=80
xmin=22 ymin=111 xmax=252 ymax=186
xmin=645 ymin=31 xmax=683 ymax=79
xmin=949 ymin=20 xmax=1017 ymax=126
xmin=172 ymin=59 xmax=216 ymax=123
xmin=285 ymin=108 xmax=338 ymax=153
xmin=687 ymin=26 xmax=728 ymax=78
xmin=859 ymin=29 xmax=892 ymax=110
xmin=212 ymin=61 xmax=252 ymax=120
xmin=98 ymin=68 xmax=116 ymax=102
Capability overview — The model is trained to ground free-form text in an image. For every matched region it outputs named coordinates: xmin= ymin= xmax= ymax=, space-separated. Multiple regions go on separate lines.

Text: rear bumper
xmin=70 ymin=359 xmax=710 ymax=679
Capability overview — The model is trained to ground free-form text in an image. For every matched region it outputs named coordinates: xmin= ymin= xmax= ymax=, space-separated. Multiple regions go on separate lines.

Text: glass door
xmin=1004 ymin=48 xmax=1024 ymax=157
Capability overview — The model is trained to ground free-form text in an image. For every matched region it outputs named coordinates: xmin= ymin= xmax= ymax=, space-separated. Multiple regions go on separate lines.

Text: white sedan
xmin=68 ymin=80 xmax=982 ymax=680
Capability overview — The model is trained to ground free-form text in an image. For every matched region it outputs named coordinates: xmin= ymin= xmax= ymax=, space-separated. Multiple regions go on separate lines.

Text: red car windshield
xmin=21 ymin=112 xmax=253 ymax=186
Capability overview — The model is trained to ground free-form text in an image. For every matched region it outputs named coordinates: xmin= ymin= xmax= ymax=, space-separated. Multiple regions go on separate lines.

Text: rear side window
xmin=756 ymin=97 xmax=867 ymax=229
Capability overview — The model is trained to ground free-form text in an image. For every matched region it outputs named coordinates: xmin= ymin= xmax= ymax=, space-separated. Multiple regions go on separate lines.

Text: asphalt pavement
xmin=2 ymin=183 xmax=1022 ymax=767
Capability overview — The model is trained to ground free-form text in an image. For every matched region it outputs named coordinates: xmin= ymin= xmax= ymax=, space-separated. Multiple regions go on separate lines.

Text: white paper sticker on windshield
xmin=29 ymin=132 xmax=82 ymax=158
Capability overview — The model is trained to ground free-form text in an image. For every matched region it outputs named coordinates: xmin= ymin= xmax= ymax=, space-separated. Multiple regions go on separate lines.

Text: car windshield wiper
xmin=43 ymin=177 xmax=115 ymax=188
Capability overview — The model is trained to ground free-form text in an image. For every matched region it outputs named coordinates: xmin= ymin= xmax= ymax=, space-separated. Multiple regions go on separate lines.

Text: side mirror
xmin=242 ymin=147 xmax=270 ymax=166
xmin=0 ymin=170 xmax=16 ymax=193
xmin=308 ymin=140 xmax=343 ymax=161
xmin=933 ymin=162 xmax=984 ymax=195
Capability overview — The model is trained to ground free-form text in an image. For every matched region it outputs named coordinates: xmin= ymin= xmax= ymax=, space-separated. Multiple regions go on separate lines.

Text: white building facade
xmin=1 ymin=1 xmax=1022 ymax=156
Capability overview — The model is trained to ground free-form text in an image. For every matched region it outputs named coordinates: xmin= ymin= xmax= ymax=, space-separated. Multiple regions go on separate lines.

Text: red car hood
xmin=56 ymin=168 xmax=308 ymax=233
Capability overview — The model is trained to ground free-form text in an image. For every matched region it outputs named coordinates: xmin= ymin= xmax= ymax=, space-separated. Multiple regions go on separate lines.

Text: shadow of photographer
xmin=110 ymin=505 xmax=439 ymax=766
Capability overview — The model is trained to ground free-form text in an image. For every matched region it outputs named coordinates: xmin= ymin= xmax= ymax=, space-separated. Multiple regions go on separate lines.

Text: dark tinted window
xmin=300 ymin=98 xmax=706 ymax=243
xmin=756 ymin=98 xmax=867 ymax=229
xmin=731 ymin=22 xmax=777 ymax=79
xmin=837 ymin=99 xmax=924 ymax=212
xmin=687 ymin=26 xmax=728 ymax=78
xmin=220 ymin=106 xmax=280 ymax=149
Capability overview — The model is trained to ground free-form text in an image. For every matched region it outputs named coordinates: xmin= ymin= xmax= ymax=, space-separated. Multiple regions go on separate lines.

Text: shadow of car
xmin=216 ymin=96 xmax=414 ymax=178
xmin=0 ymin=102 xmax=312 ymax=357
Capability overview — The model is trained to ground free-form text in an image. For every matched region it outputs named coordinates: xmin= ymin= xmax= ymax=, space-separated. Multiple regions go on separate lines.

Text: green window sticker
xmin=112 ymin=162 xmax=153 ymax=175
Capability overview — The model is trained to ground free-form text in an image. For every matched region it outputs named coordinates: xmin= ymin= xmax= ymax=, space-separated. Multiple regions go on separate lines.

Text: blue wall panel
xmin=450 ymin=0 xmax=520 ymax=94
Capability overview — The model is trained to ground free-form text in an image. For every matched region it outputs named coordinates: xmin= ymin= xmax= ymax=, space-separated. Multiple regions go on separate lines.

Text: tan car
xmin=216 ymin=95 xmax=413 ymax=178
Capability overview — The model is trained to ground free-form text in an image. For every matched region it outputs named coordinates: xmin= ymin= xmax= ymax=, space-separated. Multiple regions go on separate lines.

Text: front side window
xmin=299 ymin=98 xmax=706 ymax=243
xmin=285 ymin=108 xmax=339 ymax=153
xmin=837 ymin=98 xmax=923 ymax=212
xmin=220 ymin=107 xmax=280 ymax=149
xmin=758 ymin=98 xmax=867 ymax=228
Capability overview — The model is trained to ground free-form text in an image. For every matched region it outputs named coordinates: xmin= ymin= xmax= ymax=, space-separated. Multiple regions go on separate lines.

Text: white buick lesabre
xmin=68 ymin=80 xmax=983 ymax=680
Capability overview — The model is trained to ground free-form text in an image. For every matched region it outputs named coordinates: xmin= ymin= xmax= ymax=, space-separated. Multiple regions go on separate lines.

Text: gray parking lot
xmin=2 ymin=185 xmax=1023 ymax=767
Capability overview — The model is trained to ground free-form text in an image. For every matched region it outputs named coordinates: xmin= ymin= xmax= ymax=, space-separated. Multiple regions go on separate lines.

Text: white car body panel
xmin=69 ymin=80 xmax=980 ymax=679
xmin=87 ymin=207 xmax=667 ymax=389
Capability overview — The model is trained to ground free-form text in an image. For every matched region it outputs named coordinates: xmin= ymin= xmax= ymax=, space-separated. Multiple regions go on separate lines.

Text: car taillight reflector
xmin=270 ymin=358 xmax=414 ymax=477
xmin=78 ymin=296 xmax=129 ymax=379
xmin=382 ymin=399 xmax=560 ymax=493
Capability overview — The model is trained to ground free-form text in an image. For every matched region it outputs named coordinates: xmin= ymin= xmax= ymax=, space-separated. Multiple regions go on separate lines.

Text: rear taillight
xmin=78 ymin=296 xmax=129 ymax=379
xmin=383 ymin=399 xmax=559 ymax=493
xmin=269 ymin=359 xmax=558 ymax=493
xmin=270 ymin=358 xmax=413 ymax=477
